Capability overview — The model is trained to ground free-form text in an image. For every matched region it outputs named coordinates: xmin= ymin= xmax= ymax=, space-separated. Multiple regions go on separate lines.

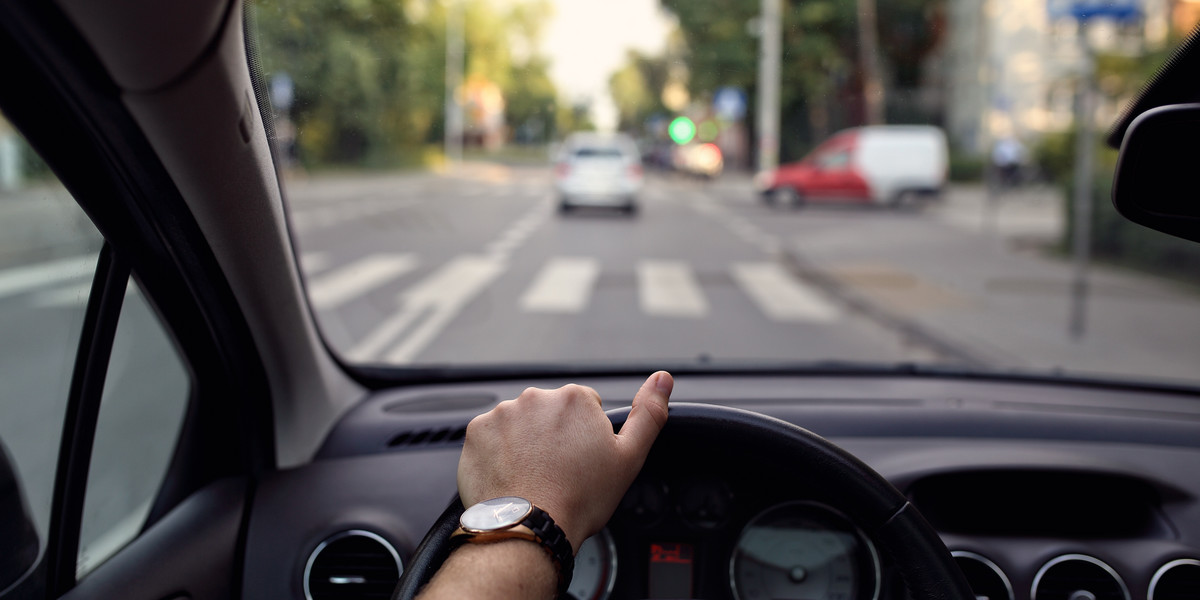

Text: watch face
xmin=461 ymin=496 xmax=533 ymax=532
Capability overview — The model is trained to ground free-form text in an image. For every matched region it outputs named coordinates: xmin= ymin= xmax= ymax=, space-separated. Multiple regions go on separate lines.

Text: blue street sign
xmin=1048 ymin=0 xmax=1141 ymax=23
xmin=270 ymin=72 xmax=295 ymax=112
xmin=713 ymin=87 xmax=747 ymax=121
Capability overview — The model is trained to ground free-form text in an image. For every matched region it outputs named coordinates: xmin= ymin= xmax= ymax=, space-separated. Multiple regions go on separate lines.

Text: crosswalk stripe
xmin=299 ymin=251 xmax=331 ymax=274
xmin=638 ymin=260 xmax=708 ymax=317
xmin=0 ymin=253 xmax=96 ymax=299
xmin=381 ymin=255 xmax=507 ymax=363
xmin=307 ymin=253 xmax=417 ymax=310
xmin=731 ymin=262 xmax=840 ymax=322
xmin=520 ymin=257 xmax=600 ymax=313
xmin=346 ymin=255 xmax=507 ymax=363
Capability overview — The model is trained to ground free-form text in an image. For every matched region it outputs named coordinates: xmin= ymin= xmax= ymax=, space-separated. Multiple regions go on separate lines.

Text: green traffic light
xmin=669 ymin=117 xmax=696 ymax=144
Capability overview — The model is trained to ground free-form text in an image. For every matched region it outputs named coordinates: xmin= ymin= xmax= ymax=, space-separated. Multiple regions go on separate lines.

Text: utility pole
xmin=856 ymin=0 xmax=885 ymax=125
xmin=1069 ymin=20 xmax=1095 ymax=340
xmin=756 ymin=0 xmax=782 ymax=174
xmin=444 ymin=0 xmax=465 ymax=167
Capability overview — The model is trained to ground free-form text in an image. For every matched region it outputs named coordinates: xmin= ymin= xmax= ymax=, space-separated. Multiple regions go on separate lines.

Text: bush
xmin=948 ymin=151 xmax=984 ymax=182
xmin=1062 ymin=165 xmax=1200 ymax=284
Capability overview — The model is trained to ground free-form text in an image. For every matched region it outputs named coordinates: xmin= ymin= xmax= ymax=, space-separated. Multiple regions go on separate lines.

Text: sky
xmin=542 ymin=0 xmax=677 ymax=130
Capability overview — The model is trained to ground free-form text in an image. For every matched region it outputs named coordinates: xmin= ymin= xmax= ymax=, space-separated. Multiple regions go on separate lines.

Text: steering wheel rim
xmin=392 ymin=402 xmax=973 ymax=600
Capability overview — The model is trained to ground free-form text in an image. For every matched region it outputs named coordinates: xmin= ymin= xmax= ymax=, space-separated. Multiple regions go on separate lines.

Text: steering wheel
xmin=392 ymin=403 xmax=974 ymax=600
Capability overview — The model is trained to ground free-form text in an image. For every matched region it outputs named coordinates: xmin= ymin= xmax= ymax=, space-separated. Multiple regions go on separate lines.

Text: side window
xmin=0 ymin=116 xmax=102 ymax=585
xmin=77 ymin=279 xmax=190 ymax=578
xmin=817 ymin=150 xmax=850 ymax=170
xmin=0 ymin=113 xmax=191 ymax=586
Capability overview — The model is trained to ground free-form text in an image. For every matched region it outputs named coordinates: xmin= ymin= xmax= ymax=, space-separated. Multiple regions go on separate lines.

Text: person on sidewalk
xmin=992 ymin=136 xmax=1026 ymax=189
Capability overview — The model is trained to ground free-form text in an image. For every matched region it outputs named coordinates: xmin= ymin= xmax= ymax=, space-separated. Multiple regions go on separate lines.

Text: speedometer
xmin=730 ymin=502 xmax=880 ymax=600
xmin=567 ymin=528 xmax=617 ymax=600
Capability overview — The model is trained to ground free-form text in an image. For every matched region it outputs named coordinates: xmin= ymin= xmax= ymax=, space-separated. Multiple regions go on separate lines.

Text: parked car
xmin=554 ymin=133 xmax=643 ymax=214
xmin=759 ymin=126 xmax=948 ymax=207
xmin=672 ymin=142 xmax=724 ymax=179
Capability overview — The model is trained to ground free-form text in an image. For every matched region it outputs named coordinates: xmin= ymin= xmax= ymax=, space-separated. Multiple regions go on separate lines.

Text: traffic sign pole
xmin=756 ymin=0 xmax=781 ymax=174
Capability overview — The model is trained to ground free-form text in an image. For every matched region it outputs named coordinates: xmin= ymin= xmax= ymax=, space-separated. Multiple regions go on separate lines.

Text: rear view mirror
xmin=1112 ymin=103 xmax=1200 ymax=243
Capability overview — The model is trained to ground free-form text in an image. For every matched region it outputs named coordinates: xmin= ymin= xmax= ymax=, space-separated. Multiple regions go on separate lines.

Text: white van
xmin=759 ymin=126 xmax=948 ymax=206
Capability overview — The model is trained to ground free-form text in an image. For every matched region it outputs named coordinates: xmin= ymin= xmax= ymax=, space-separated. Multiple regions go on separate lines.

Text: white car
xmin=554 ymin=133 xmax=643 ymax=214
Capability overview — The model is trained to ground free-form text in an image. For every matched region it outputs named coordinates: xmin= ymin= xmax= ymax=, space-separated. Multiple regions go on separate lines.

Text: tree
xmin=251 ymin=0 xmax=560 ymax=167
xmin=609 ymin=50 xmax=671 ymax=132
xmin=657 ymin=0 xmax=943 ymax=160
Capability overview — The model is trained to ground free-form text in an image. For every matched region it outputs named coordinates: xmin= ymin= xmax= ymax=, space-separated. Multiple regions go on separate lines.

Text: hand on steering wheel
xmin=394 ymin=377 xmax=973 ymax=600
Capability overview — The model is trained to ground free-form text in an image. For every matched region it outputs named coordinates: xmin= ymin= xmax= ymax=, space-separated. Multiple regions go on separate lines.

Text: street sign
xmin=714 ymin=87 xmax=747 ymax=121
xmin=270 ymin=72 xmax=294 ymax=112
xmin=1048 ymin=0 xmax=1141 ymax=23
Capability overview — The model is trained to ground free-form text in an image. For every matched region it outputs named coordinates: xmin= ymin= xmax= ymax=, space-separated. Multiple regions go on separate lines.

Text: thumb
xmin=617 ymin=371 xmax=673 ymax=459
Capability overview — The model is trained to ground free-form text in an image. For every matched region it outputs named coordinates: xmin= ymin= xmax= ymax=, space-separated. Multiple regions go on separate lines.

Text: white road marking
xmin=483 ymin=202 xmax=551 ymax=259
xmin=379 ymin=255 xmax=507 ymax=363
xmin=306 ymin=253 xmax=418 ymax=310
xmin=29 ymin=279 xmax=135 ymax=309
xmin=346 ymin=255 xmax=506 ymax=363
xmin=638 ymin=260 xmax=708 ymax=318
xmin=0 ymin=253 xmax=96 ymax=299
xmin=520 ymin=257 xmax=600 ymax=313
xmin=731 ymin=262 xmax=840 ymax=322
xmin=28 ymin=281 xmax=91 ymax=308
xmin=299 ymin=251 xmax=331 ymax=273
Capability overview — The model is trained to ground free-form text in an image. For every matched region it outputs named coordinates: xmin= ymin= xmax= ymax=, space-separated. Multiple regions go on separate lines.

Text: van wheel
xmin=888 ymin=190 xmax=916 ymax=210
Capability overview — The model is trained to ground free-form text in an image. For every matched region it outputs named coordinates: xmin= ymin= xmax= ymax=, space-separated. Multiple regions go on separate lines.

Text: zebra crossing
xmin=298 ymin=250 xmax=843 ymax=362
xmin=6 ymin=248 xmax=846 ymax=362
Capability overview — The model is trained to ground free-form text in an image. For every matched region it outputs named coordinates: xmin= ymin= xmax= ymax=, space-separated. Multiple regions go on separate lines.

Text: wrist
xmin=453 ymin=497 xmax=576 ymax=596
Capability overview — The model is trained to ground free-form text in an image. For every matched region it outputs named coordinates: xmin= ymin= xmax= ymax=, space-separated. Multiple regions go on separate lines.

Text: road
xmin=290 ymin=166 xmax=949 ymax=367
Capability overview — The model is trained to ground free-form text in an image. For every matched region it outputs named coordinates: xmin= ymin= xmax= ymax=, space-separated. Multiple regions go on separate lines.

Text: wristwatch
xmin=450 ymin=496 xmax=575 ymax=596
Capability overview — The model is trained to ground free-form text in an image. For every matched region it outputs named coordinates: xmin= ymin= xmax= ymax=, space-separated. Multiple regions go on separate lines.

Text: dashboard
xmin=239 ymin=374 xmax=1200 ymax=600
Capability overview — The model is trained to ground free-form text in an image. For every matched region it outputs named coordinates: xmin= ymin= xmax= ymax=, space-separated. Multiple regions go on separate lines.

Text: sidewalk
xmin=786 ymin=183 xmax=1200 ymax=384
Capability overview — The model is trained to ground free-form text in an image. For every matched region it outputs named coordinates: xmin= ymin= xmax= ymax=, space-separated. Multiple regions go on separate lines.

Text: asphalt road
xmin=289 ymin=166 xmax=941 ymax=368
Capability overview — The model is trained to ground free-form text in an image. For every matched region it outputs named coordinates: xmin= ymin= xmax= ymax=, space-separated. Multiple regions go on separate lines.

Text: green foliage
xmin=609 ymin=50 xmax=670 ymax=132
xmin=556 ymin=103 xmax=595 ymax=135
xmin=947 ymin=151 xmax=984 ymax=182
xmin=1063 ymin=167 xmax=1200 ymax=285
xmin=658 ymin=0 xmax=943 ymax=159
xmin=1041 ymin=133 xmax=1200 ymax=285
xmin=251 ymin=0 xmax=559 ymax=168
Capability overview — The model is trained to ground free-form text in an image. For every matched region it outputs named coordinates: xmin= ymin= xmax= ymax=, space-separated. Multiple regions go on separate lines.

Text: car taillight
xmin=628 ymin=164 xmax=643 ymax=179
xmin=555 ymin=163 xmax=570 ymax=178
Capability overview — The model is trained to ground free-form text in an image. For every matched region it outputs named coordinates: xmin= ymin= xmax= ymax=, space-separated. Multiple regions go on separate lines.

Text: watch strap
xmin=523 ymin=505 xmax=574 ymax=597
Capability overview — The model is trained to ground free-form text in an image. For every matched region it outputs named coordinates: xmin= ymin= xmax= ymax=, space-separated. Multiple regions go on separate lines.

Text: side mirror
xmin=0 ymin=439 xmax=38 ymax=589
xmin=1112 ymin=103 xmax=1200 ymax=243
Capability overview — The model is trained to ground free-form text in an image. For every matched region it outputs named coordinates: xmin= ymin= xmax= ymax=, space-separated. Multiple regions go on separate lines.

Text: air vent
xmin=384 ymin=392 xmax=497 ymax=413
xmin=1032 ymin=555 xmax=1130 ymax=600
xmin=304 ymin=530 xmax=402 ymax=600
xmin=953 ymin=551 xmax=1014 ymax=600
xmin=387 ymin=426 xmax=467 ymax=449
xmin=1149 ymin=558 xmax=1200 ymax=600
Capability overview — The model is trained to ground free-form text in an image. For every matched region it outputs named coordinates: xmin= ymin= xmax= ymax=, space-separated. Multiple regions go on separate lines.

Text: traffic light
xmin=668 ymin=117 xmax=696 ymax=144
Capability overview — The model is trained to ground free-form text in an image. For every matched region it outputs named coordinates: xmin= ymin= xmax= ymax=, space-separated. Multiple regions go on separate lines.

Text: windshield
xmin=249 ymin=0 xmax=1200 ymax=384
